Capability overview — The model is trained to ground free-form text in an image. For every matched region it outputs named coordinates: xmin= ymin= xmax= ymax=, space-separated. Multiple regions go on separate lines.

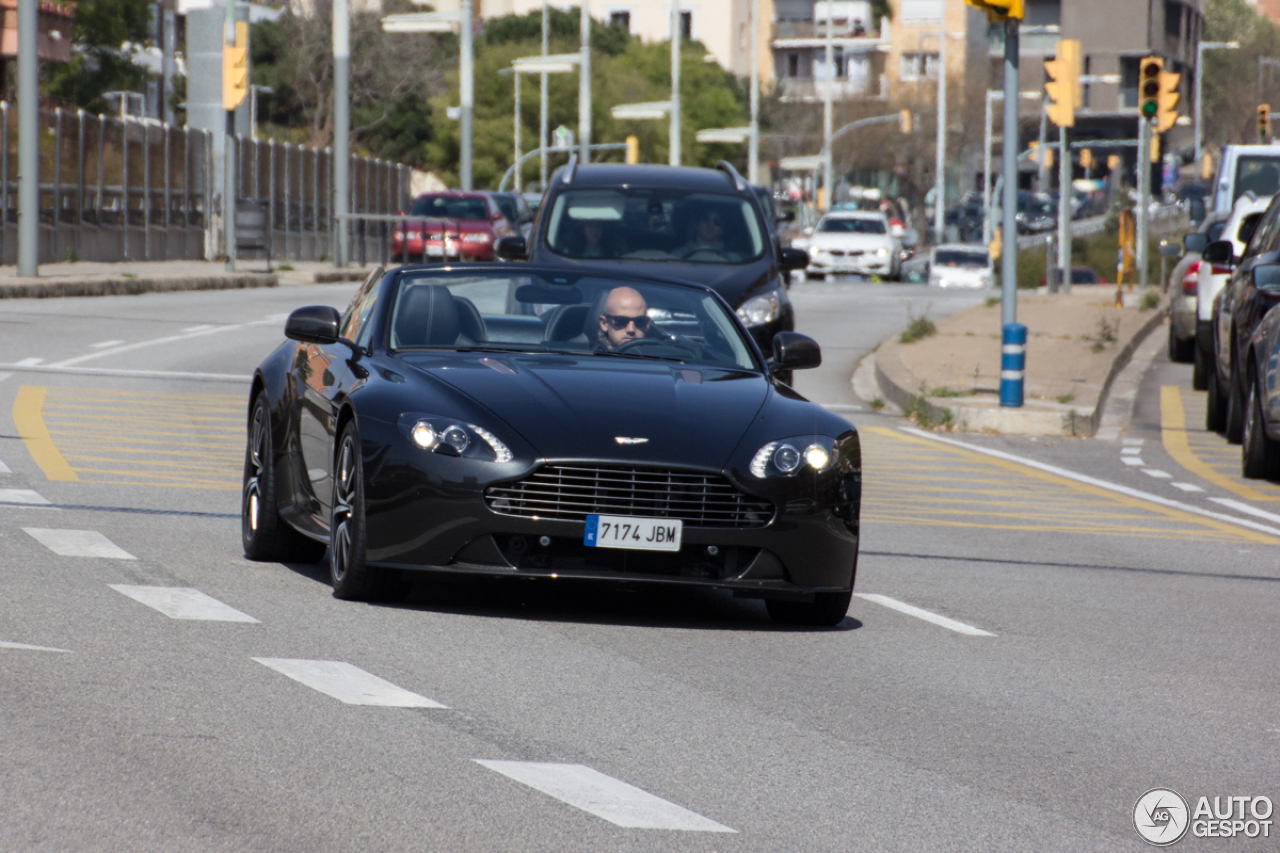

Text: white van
xmin=1211 ymin=145 xmax=1280 ymax=213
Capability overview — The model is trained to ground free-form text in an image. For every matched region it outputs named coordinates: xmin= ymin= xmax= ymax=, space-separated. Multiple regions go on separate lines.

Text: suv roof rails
xmin=562 ymin=154 xmax=579 ymax=185
xmin=715 ymin=160 xmax=749 ymax=193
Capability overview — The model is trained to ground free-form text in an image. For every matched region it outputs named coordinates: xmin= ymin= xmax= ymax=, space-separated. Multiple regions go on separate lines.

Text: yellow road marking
xmin=1160 ymin=387 xmax=1278 ymax=502
xmin=862 ymin=426 xmax=1280 ymax=545
xmin=12 ymin=386 xmax=79 ymax=481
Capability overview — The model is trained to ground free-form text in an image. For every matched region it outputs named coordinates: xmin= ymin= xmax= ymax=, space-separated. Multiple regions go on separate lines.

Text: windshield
xmin=492 ymin=194 xmax=519 ymax=223
xmin=545 ymin=188 xmax=766 ymax=264
xmin=934 ymin=249 xmax=988 ymax=267
xmin=820 ymin=217 xmax=886 ymax=234
xmin=388 ymin=271 xmax=758 ymax=371
xmin=1234 ymin=157 xmax=1280 ymax=203
xmin=409 ymin=195 xmax=489 ymax=220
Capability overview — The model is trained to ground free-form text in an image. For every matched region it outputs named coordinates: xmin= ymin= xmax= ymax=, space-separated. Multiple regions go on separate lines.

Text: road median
xmin=871 ymin=286 xmax=1168 ymax=436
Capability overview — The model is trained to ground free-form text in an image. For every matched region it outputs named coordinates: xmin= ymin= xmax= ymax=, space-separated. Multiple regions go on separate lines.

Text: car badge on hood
xmin=615 ymin=437 xmax=649 ymax=445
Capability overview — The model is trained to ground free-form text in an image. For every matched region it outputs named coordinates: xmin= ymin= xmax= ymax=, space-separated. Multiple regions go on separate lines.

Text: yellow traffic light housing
xmin=625 ymin=135 xmax=640 ymax=164
xmin=1043 ymin=39 xmax=1081 ymax=128
xmin=1138 ymin=56 xmax=1163 ymax=122
xmin=1259 ymin=104 xmax=1272 ymax=141
xmin=222 ymin=21 xmax=249 ymax=111
xmin=898 ymin=109 xmax=912 ymax=134
xmin=1079 ymin=148 xmax=1093 ymax=170
xmin=965 ymin=0 xmax=1024 ymax=23
xmin=1149 ymin=133 xmax=1161 ymax=164
xmin=1156 ymin=69 xmax=1181 ymax=133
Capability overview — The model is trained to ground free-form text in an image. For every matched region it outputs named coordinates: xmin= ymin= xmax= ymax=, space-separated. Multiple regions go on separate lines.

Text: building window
xmin=610 ymin=11 xmax=631 ymax=32
xmin=680 ymin=10 xmax=693 ymax=40
xmin=1165 ymin=0 xmax=1182 ymax=38
xmin=900 ymin=52 xmax=939 ymax=82
xmin=787 ymin=52 xmax=800 ymax=78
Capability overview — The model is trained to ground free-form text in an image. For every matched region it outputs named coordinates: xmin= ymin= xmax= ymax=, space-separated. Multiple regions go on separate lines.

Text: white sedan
xmin=803 ymin=212 xmax=900 ymax=280
xmin=928 ymin=244 xmax=994 ymax=288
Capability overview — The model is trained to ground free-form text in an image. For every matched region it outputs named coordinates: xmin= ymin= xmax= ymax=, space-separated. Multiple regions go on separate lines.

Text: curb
xmin=0 ymin=273 xmax=278 ymax=300
xmin=871 ymin=297 xmax=1168 ymax=437
xmin=311 ymin=268 xmax=378 ymax=284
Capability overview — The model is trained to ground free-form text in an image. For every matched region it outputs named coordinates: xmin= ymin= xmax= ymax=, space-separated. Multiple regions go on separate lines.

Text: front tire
xmin=330 ymin=422 xmax=403 ymax=601
xmin=1207 ymin=365 xmax=1227 ymax=433
xmin=1243 ymin=371 xmax=1280 ymax=480
xmin=1192 ymin=344 xmax=1209 ymax=391
xmin=242 ymin=395 xmax=327 ymax=564
xmin=766 ymin=590 xmax=853 ymax=627
xmin=1226 ymin=360 xmax=1246 ymax=444
xmin=1169 ymin=324 xmax=1195 ymax=363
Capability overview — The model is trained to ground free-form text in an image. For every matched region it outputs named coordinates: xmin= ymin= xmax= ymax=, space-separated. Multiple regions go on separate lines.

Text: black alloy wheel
xmin=242 ymin=396 xmax=327 ymax=564
xmin=329 ymin=422 xmax=403 ymax=601
xmin=1226 ymin=360 xmax=1247 ymax=444
xmin=1242 ymin=370 xmax=1280 ymax=480
xmin=1169 ymin=325 xmax=1195 ymax=363
xmin=1206 ymin=365 xmax=1227 ymax=433
xmin=1192 ymin=345 xmax=1209 ymax=391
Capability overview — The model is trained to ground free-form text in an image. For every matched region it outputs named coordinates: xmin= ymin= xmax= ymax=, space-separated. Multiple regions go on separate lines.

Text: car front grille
xmin=484 ymin=465 xmax=774 ymax=529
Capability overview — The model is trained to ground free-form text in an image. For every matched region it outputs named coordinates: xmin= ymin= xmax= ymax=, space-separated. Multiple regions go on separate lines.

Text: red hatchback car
xmin=392 ymin=192 xmax=512 ymax=262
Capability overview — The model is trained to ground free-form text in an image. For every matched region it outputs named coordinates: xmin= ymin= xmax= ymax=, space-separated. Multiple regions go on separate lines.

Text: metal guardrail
xmin=1015 ymin=205 xmax=1187 ymax=251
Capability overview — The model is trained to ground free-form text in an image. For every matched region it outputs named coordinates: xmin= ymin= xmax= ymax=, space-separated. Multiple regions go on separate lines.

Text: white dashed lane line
xmin=0 ymin=640 xmax=71 ymax=653
xmin=23 ymin=528 xmax=135 ymax=558
xmin=1122 ymin=457 xmax=1145 ymax=466
xmin=474 ymin=761 xmax=736 ymax=832
xmin=252 ymin=659 xmax=447 ymax=708
xmin=14 ymin=357 xmax=43 ymax=366
xmin=1142 ymin=469 xmax=1172 ymax=479
xmin=0 ymin=489 xmax=53 ymax=506
xmin=89 ymin=340 xmax=125 ymax=349
xmin=108 ymin=586 xmax=259 ymax=622
xmin=1171 ymin=482 xmax=1204 ymax=492
xmin=1121 ymin=447 xmax=1143 ymax=456
xmin=854 ymin=593 xmax=996 ymax=636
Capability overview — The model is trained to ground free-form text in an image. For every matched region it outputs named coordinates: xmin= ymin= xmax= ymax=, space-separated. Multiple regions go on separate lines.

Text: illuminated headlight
xmin=736 ymin=291 xmax=782 ymax=327
xmin=411 ymin=421 xmax=437 ymax=449
xmin=461 ymin=231 xmax=493 ymax=243
xmin=876 ymin=246 xmax=890 ymax=257
xmin=401 ymin=415 xmax=513 ymax=463
xmin=749 ymin=436 xmax=837 ymax=477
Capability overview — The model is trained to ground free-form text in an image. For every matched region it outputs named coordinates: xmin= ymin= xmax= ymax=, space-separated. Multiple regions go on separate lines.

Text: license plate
xmin=584 ymin=515 xmax=682 ymax=552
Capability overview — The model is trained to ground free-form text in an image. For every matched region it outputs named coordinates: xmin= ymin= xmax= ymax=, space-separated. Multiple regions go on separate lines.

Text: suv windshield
xmin=409 ymin=195 xmax=489 ymax=220
xmin=389 ymin=271 xmax=758 ymax=370
xmin=545 ymin=188 xmax=766 ymax=264
xmin=934 ymin=249 xmax=988 ymax=267
xmin=820 ymin=217 xmax=886 ymax=234
xmin=1234 ymin=157 xmax=1280 ymax=203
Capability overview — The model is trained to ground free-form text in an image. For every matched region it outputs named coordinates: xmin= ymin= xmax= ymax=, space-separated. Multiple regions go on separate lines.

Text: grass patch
xmin=1088 ymin=312 xmax=1120 ymax=352
xmin=276 ymin=262 xmax=295 ymax=271
xmin=1139 ymin=290 xmax=1159 ymax=311
xmin=898 ymin=303 xmax=937 ymax=344
xmin=984 ymin=295 xmax=1000 ymax=307
xmin=868 ymin=397 xmax=885 ymax=411
xmin=64 ymin=247 xmax=78 ymax=263
xmin=930 ymin=386 xmax=971 ymax=398
xmin=1056 ymin=393 xmax=1075 ymax=404
xmin=120 ymin=272 xmax=138 ymax=279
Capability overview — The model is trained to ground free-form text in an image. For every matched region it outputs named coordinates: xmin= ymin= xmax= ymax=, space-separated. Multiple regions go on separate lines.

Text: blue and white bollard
xmin=1000 ymin=323 xmax=1026 ymax=407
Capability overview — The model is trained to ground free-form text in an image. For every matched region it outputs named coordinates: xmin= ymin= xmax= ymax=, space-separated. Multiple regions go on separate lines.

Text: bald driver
xmin=595 ymin=286 xmax=652 ymax=351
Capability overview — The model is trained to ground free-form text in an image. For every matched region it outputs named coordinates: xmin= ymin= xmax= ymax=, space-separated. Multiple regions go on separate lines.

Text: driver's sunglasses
xmin=604 ymin=314 xmax=652 ymax=331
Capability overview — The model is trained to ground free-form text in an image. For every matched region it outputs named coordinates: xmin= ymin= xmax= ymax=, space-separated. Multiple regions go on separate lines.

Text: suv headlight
xmin=398 ymin=414 xmax=513 ymax=462
xmin=749 ymin=435 xmax=836 ymax=478
xmin=737 ymin=291 xmax=783 ymax=327
xmin=876 ymin=246 xmax=890 ymax=257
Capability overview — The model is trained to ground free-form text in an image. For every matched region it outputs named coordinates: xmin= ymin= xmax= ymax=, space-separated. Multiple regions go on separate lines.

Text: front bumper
xmin=390 ymin=235 xmax=496 ymax=262
xmin=808 ymin=254 xmax=893 ymax=276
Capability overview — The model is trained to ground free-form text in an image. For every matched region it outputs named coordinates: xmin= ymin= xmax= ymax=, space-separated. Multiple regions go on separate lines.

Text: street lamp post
xmin=541 ymin=2 xmax=549 ymax=187
xmin=382 ymin=2 xmax=474 ymax=189
xmin=508 ymin=53 xmax=580 ymax=191
xmin=749 ymin=0 xmax=759 ymax=183
xmin=580 ymin=1 xmax=591 ymax=163
xmin=1196 ymin=40 xmax=1240 ymax=167
xmin=821 ymin=2 xmax=833 ymax=210
xmin=934 ymin=5 xmax=947 ymax=242
xmin=17 ymin=0 xmax=38 ymax=276
xmin=670 ymin=1 xmax=681 ymax=166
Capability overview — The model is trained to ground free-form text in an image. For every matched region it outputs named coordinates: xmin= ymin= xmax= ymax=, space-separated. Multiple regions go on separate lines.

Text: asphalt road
xmin=0 ymin=275 xmax=1277 ymax=852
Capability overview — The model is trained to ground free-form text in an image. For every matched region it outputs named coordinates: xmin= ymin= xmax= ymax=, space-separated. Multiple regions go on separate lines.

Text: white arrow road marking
xmin=0 ymin=456 xmax=10 ymax=474
xmin=0 ymin=640 xmax=71 ymax=653
xmin=23 ymin=528 xmax=135 ymax=559
xmin=473 ymin=761 xmax=736 ymax=832
xmin=108 ymin=586 xmax=259 ymax=622
xmin=854 ymin=593 xmax=996 ymax=636
xmin=1 ymin=490 xmax=53 ymax=506
xmin=252 ymin=659 xmax=446 ymax=708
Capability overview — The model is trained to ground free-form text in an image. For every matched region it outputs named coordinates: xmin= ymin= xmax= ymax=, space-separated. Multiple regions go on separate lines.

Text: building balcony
xmin=776 ymin=76 xmax=879 ymax=103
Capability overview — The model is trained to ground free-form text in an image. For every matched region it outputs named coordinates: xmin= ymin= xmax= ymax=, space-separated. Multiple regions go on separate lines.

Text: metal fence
xmin=1 ymin=102 xmax=412 ymax=266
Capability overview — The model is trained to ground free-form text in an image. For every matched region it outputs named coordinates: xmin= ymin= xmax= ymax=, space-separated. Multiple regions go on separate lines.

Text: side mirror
xmin=901 ymin=227 xmax=919 ymax=248
xmin=285 ymin=306 xmax=342 ymax=345
xmin=771 ymin=331 xmax=822 ymax=372
xmin=1189 ymin=198 xmax=1206 ymax=225
xmin=1201 ymin=240 xmax=1233 ymax=266
xmin=1253 ymin=264 xmax=1280 ymax=291
xmin=1184 ymin=233 xmax=1209 ymax=254
xmin=495 ymin=235 xmax=528 ymax=261
xmin=1158 ymin=240 xmax=1182 ymax=258
xmin=778 ymin=246 xmax=809 ymax=272
xmin=778 ymin=209 xmax=796 ymax=223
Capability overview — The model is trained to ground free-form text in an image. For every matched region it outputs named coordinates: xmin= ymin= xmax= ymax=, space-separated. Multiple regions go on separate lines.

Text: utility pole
xmin=579 ymin=1 xmax=591 ymax=163
xmin=748 ymin=0 xmax=759 ymax=184
xmin=934 ymin=3 xmax=947 ymax=241
xmin=540 ymin=1 xmax=549 ymax=187
xmin=460 ymin=0 xmax=474 ymax=186
xmin=333 ymin=0 xmax=350 ymax=265
xmin=822 ymin=3 xmax=833 ymax=210
xmin=670 ymin=2 xmax=681 ymax=166
xmin=162 ymin=0 xmax=176 ymax=125
xmin=1137 ymin=117 xmax=1149 ymax=288
xmin=513 ymin=70 xmax=522 ymax=192
xmin=1058 ymin=124 xmax=1070 ymax=291
xmin=223 ymin=2 xmax=241 ymax=272
xmin=17 ymin=0 xmax=38 ymax=276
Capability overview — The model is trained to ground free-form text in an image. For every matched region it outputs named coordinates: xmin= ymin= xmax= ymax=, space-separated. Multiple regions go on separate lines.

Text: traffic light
xmin=1156 ymin=67 xmax=1181 ymax=133
xmin=222 ymin=21 xmax=249 ymax=111
xmin=625 ymin=135 xmax=640 ymax=164
xmin=1201 ymin=152 xmax=1214 ymax=180
xmin=965 ymin=0 xmax=1024 ymax=23
xmin=1138 ymin=56 xmax=1163 ymax=121
xmin=1259 ymin=104 xmax=1272 ymax=141
xmin=1149 ymin=133 xmax=1160 ymax=164
xmin=898 ymin=109 xmax=912 ymax=134
xmin=1107 ymin=154 xmax=1121 ymax=172
xmin=1079 ymin=148 xmax=1093 ymax=170
xmin=1043 ymin=39 xmax=1081 ymax=128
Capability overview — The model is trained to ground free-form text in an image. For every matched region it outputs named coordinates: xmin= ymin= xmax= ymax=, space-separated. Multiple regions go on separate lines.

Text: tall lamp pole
xmin=821 ymin=3 xmax=833 ymax=210
xmin=541 ymin=1 xmax=549 ymax=187
xmin=749 ymin=0 xmax=759 ymax=183
xmin=580 ymin=2 xmax=591 ymax=163
xmin=934 ymin=5 xmax=947 ymax=241
xmin=1195 ymin=40 xmax=1239 ymax=167
xmin=334 ymin=0 xmax=350 ymax=265
xmin=670 ymin=1 xmax=681 ymax=166
xmin=17 ymin=0 xmax=39 ymax=276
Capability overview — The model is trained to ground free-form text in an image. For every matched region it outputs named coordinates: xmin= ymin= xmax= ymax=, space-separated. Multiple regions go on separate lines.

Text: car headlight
xmin=749 ymin=436 xmax=835 ymax=478
xmin=461 ymin=231 xmax=493 ymax=243
xmin=876 ymin=246 xmax=889 ymax=257
xmin=736 ymin=291 xmax=783 ymax=327
xmin=398 ymin=414 xmax=513 ymax=462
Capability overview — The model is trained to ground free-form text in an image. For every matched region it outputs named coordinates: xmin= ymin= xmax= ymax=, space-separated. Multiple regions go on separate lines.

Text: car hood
xmin=526 ymin=255 xmax=776 ymax=308
xmin=396 ymin=353 xmax=770 ymax=468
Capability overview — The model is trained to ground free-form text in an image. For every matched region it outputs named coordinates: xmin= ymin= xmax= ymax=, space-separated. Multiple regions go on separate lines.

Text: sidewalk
xmin=0 ymin=259 xmax=376 ymax=299
xmin=866 ymin=285 xmax=1168 ymax=436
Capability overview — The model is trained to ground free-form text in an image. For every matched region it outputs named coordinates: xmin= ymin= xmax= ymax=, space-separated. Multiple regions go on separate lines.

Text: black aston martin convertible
xmin=242 ymin=264 xmax=861 ymax=625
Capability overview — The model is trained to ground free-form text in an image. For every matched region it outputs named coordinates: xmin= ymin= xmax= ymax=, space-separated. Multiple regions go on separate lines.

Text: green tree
xmin=41 ymin=0 xmax=154 ymax=113
xmin=1201 ymin=0 xmax=1280 ymax=148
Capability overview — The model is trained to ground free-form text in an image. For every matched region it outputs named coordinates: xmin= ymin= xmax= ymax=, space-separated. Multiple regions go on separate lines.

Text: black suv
xmin=495 ymin=159 xmax=808 ymax=355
